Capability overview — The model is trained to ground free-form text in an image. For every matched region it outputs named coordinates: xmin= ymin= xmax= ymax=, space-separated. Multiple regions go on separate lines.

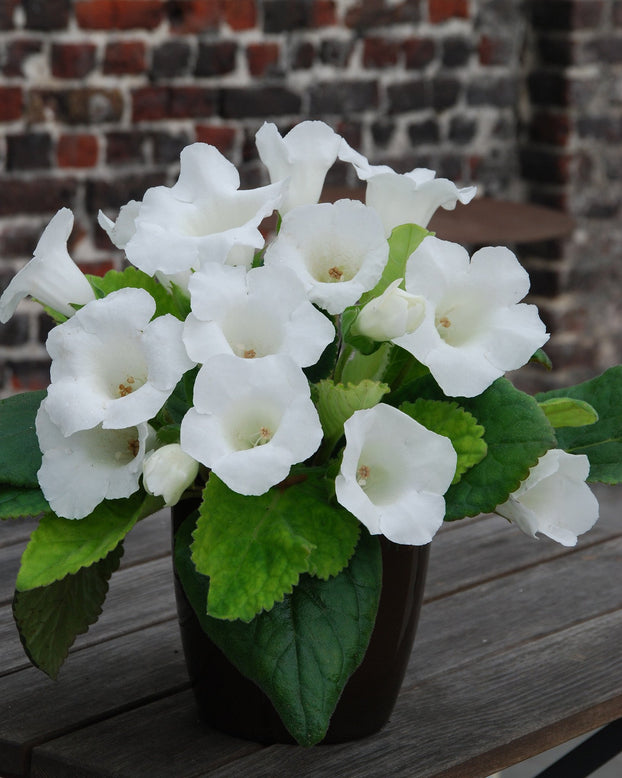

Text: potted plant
xmin=1 ymin=121 xmax=619 ymax=746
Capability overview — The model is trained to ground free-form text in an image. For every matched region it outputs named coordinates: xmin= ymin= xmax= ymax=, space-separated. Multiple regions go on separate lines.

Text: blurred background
xmin=0 ymin=0 xmax=621 ymax=396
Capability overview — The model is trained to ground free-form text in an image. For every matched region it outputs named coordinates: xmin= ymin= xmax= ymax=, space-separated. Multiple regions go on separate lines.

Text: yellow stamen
xmin=328 ymin=266 xmax=343 ymax=281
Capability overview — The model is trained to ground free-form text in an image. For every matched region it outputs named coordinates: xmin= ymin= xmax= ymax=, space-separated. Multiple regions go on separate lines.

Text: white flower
xmin=256 ymin=120 xmax=343 ymax=213
xmin=339 ymin=144 xmax=476 ymax=234
xmin=36 ymin=399 xmax=153 ymax=519
xmin=263 ymin=200 xmax=389 ymax=315
xmin=393 ymin=236 xmax=549 ymax=397
xmin=183 ymin=263 xmax=335 ymax=367
xmin=353 ymin=279 xmax=426 ymax=342
xmin=123 ymin=143 xmax=285 ymax=277
xmin=496 ymin=449 xmax=599 ymax=546
xmin=0 ymin=208 xmax=95 ymax=323
xmin=142 ymin=444 xmax=199 ymax=506
xmin=44 ymin=288 xmax=194 ymax=436
xmin=97 ymin=200 xmax=141 ymax=250
xmin=180 ymin=354 xmax=323 ymax=496
xmin=335 ymin=404 xmax=457 ymax=545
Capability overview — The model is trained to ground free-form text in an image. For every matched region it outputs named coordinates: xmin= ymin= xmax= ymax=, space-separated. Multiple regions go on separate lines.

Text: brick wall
xmin=0 ymin=0 xmax=618 ymax=394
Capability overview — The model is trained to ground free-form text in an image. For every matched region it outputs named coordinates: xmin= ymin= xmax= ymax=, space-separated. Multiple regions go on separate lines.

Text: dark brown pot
xmin=172 ymin=502 xmax=429 ymax=745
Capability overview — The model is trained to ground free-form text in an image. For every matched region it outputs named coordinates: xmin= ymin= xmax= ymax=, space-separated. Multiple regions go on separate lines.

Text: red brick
xmin=246 ymin=43 xmax=280 ymax=76
xmin=223 ymin=0 xmax=256 ymax=30
xmin=529 ymin=111 xmax=572 ymax=146
xmin=51 ymin=42 xmax=97 ymax=79
xmin=77 ymin=260 xmax=115 ymax=277
xmin=313 ymin=0 xmax=336 ymax=26
xmin=9 ymin=361 xmax=51 ymax=393
xmin=103 ymin=41 xmax=147 ymax=74
xmin=403 ymin=37 xmax=435 ymax=68
xmin=3 ymin=39 xmax=43 ymax=77
xmin=0 ymin=178 xmax=78 ymax=217
xmin=0 ymin=87 xmax=22 ymax=121
xmin=195 ymin=124 xmax=236 ymax=153
xmin=105 ymin=131 xmax=148 ymax=165
xmin=57 ymin=134 xmax=99 ymax=167
xmin=0 ymin=0 xmax=20 ymax=30
xmin=428 ymin=0 xmax=468 ymax=23
xmin=76 ymin=0 xmax=164 ymax=30
xmin=131 ymin=86 xmax=216 ymax=121
xmin=167 ymin=0 xmax=221 ymax=32
xmin=363 ymin=37 xmax=400 ymax=68
xmin=28 ymin=89 xmax=124 ymax=125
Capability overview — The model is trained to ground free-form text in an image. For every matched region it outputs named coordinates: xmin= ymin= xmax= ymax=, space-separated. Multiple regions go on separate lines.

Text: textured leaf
xmin=86 ymin=267 xmax=180 ymax=319
xmin=538 ymin=397 xmax=599 ymax=428
xmin=176 ymin=516 xmax=382 ymax=746
xmin=315 ymin=379 xmax=390 ymax=445
xmin=0 ymin=486 xmax=50 ymax=520
xmin=16 ymin=491 xmax=161 ymax=591
xmin=537 ymin=366 xmax=622 ymax=484
xmin=13 ymin=543 xmax=123 ymax=679
xmin=0 ymin=391 xmax=45 ymax=488
xmin=360 ymin=223 xmax=430 ymax=306
xmin=400 ymin=398 xmax=487 ymax=484
xmin=191 ymin=474 xmax=360 ymax=622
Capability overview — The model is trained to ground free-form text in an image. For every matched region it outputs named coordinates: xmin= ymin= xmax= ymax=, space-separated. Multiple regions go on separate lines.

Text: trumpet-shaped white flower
xmin=0 ymin=208 xmax=95 ymax=323
xmin=335 ymin=404 xmax=457 ymax=545
xmin=183 ymin=263 xmax=335 ymax=367
xmin=44 ymin=287 xmax=194 ymax=436
xmin=256 ymin=121 xmax=344 ymax=213
xmin=353 ymin=279 xmax=426 ymax=342
xmin=97 ymin=200 xmax=141 ymax=250
xmin=496 ymin=449 xmax=599 ymax=546
xmin=123 ymin=143 xmax=285 ymax=277
xmin=339 ymin=144 xmax=476 ymax=234
xmin=263 ymin=200 xmax=389 ymax=315
xmin=180 ymin=354 xmax=323 ymax=496
xmin=393 ymin=236 xmax=549 ymax=397
xmin=36 ymin=399 xmax=153 ymax=519
xmin=142 ymin=443 xmax=199 ymax=506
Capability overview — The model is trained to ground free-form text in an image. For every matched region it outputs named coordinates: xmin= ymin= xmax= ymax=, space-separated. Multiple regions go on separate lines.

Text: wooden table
xmin=1 ymin=484 xmax=621 ymax=778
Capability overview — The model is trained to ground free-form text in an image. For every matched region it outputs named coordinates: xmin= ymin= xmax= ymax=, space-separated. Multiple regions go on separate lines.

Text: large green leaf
xmin=0 ymin=486 xmax=50 ymax=520
xmin=16 ymin=491 xmax=161 ymax=591
xmin=86 ymin=267 xmax=182 ymax=319
xmin=537 ymin=366 xmax=622 ymax=484
xmin=359 ymin=223 xmax=430 ymax=306
xmin=0 ymin=391 xmax=45 ymax=488
xmin=176 ymin=515 xmax=382 ymax=746
xmin=13 ymin=543 xmax=123 ymax=679
xmin=400 ymin=398 xmax=487 ymax=485
xmin=191 ymin=474 xmax=360 ymax=622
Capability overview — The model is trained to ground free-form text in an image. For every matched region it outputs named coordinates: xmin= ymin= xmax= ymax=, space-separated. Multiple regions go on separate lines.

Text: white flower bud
xmin=142 ymin=444 xmax=199 ymax=507
xmin=354 ymin=279 xmax=425 ymax=342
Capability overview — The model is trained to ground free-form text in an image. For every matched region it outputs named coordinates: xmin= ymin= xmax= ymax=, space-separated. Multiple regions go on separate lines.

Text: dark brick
xmin=530 ymin=0 xmax=605 ymax=30
xmin=0 ymin=178 xmax=78 ymax=216
xmin=3 ymin=39 xmax=44 ymax=77
xmin=103 ymin=41 xmax=147 ymax=74
xmin=478 ymin=34 xmax=514 ymax=66
xmin=345 ymin=0 xmax=420 ymax=28
xmin=576 ymin=115 xmax=622 ymax=142
xmin=195 ymin=125 xmax=237 ymax=154
xmin=195 ymin=41 xmax=237 ymax=76
xmin=6 ymin=133 xmax=52 ymax=171
xmin=407 ymin=118 xmax=440 ymax=145
xmin=319 ymin=39 xmax=354 ymax=67
xmin=436 ymin=153 xmax=463 ymax=182
xmin=106 ymin=131 xmax=149 ymax=165
xmin=57 ymin=134 xmax=99 ymax=168
xmin=520 ymin=148 xmax=572 ymax=185
xmin=28 ymin=88 xmax=124 ymax=125
xmin=371 ymin=119 xmax=396 ymax=147
xmin=442 ymin=36 xmax=472 ymax=67
xmin=363 ymin=37 xmax=400 ymax=68
xmin=387 ymin=80 xmax=428 ymax=113
xmin=8 ymin=359 xmax=51 ymax=392
xmin=132 ymin=86 xmax=216 ymax=121
xmin=292 ymin=41 xmax=315 ymax=69
xmin=152 ymin=131 xmax=191 ymax=163
xmin=264 ymin=0 xmax=310 ymax=32
xmin=586 ymin=36 xmax=622 ymax=64
xmin=432 ymin=76 xmax=461 ymax=110
xmin=223 ymin=87 xmax=302 ymax=118
xmin=614 ymin=0 xmax=622 ymax=26
xmin=23 ymin=0 xmax=71 ymax=29
xmin=0 ymin=87 xmax=22 ymax=121
xmin=247 ymin=43 xmax=281 ymax=77
xmin=167 ymin=0 xmax=221 ymax=32
xmin=76 ymin=0 xmax=165 ymax=30
xmin=449 ymin=115 xmax=477 ymax=144
xmin=151 ymin=40 xmax=193 ymax=79
xmin=429 ymin=0 xmax=469 ymax=23
xmin=51 ymin=42 xmax=97 ymax=79
xmin=0 ymin=314 xmax=29 ymax=347
xmin=87 ymin=173 xmax=167 ymax=213
xmin=528 ymin=71 xmax=568 ymax=107
xmin=466 ymin=76 xmax=517 ymax=108
xmin=535 ymin=35 xmax=576 ymax=67
xmin=0 ymin=223 xmax=43 ymax=258
xmin=403 ymin=37 xmax=435 ymax=69
xmin=0 ymin=0 xmax=19 ymax=30
xmin=310 ymin=80 xmax=378 ymax=115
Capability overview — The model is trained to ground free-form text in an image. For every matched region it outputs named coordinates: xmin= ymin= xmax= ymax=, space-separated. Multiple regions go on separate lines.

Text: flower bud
xmin=142 ymin=444 xmax=199 ymax=506
xmin=354 ymin=280 xmax=425 ymax=342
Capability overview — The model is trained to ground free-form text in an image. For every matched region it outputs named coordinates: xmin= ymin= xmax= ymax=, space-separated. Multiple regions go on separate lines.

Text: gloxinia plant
xmin=1 ymin=120 xmax=621 ymax=747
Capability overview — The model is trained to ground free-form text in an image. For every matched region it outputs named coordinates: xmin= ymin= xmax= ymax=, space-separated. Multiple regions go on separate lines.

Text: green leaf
xmin=16 ymin=491 xmax=161 ymax=591
xmin=86 ymin=267 xmax=180 ymax=319
xmin=13 ymin=543 xmax=123 ymax=679
xmin=315 ymin=379 xmax=390 ymax=445
xmin=530 ymin=348 xmax=552 ymax=370
xmin=191 ymin=474 xmax=360 ymax=622
xmin=537 ymin=366 xmax=622 ymax=484
xmin=0 ymin=391 xmax=45 ymax=488
xmin=176 ymin=516 xmax=382 ymax=746
xmin=359 ymin=223 xmax=430 ymax=306
xmin=400 ymin=398 xmax=487 ymax=485
xmin=0 ymin=486 xmax=50 ymax=520
xmin=538 ymin=397 xmax=599 ymax=428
